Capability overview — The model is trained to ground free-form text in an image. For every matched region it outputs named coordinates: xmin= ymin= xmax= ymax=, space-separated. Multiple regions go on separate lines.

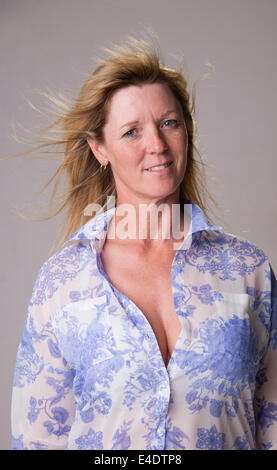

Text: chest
xmin=99 ymin=242 xmax=182 ymax=367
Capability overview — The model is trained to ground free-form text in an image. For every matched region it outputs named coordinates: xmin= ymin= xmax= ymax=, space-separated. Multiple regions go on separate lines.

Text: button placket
xmin=172 ymin=253 xmax=186 ymax=306
xmin=171 ymin=252 xmax=194 ymax=352
xmin=156 ymin=424 xmax=164 ymax=437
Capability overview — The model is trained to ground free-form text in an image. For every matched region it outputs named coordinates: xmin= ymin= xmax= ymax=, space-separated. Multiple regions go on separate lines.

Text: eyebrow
xmin=119 ymin=109 xmax=179 ymax=130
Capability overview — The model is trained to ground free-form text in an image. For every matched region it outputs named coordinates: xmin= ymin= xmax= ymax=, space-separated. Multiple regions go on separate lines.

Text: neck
xmin=106 ymin=197 xmax=190 ymax=251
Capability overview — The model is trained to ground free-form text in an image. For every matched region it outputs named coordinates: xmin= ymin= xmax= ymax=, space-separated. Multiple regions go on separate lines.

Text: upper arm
xmin=11 ymin=264 xmax=77 ymax=450
xmin=254 ymin=264 xmax=277 ymax=450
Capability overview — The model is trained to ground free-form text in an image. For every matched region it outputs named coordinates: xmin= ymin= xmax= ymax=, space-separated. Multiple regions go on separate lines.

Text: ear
xmin=87 ymin=137 xmax=109 ymax=166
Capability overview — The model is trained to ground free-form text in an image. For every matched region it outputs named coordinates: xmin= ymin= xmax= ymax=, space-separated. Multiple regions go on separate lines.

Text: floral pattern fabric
xmin=11 ymin=201 xmax=277 ymax=450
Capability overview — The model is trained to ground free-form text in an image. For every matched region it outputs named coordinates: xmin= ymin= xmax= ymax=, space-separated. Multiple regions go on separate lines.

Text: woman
xmin=11 ymin=36 xmax=277 ymax=450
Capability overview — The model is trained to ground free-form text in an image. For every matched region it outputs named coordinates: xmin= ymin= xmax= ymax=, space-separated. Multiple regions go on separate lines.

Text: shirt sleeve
xmin=254 ymin=263 xmax=277 ymax=450
xmin=11 ymin=263 xmax=77 ymax=450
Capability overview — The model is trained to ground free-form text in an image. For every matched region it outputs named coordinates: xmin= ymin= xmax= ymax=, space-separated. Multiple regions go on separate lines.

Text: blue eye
xmin=123 ymin=120 xmax=178 ymax=138
xmin=163 ymin=119 xmax=178 ymax=127
xmin=124 ymin=128 xmax=137 ymax=138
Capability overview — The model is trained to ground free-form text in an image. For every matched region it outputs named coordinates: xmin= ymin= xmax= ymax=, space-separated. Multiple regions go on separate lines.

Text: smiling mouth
xmin=145 ymin=161 xmax=173 ymax=172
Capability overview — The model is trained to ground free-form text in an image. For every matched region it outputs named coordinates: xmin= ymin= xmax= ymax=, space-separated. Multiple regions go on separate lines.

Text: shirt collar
xmin=63 ymin=199 xmax=222 ymax=252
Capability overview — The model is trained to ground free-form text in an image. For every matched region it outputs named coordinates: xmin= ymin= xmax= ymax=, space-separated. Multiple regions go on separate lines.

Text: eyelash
xmin=123 ymin=119 xmax=179 ymax=138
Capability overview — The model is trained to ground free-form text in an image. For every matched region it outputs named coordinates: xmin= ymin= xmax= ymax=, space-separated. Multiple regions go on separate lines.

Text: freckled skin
xmin=87 ymin=82 xmax=188 ymax=209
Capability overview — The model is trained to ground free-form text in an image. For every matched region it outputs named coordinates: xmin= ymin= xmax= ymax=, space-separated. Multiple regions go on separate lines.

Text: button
xmin=184 ymin=339 xmax=190 ymax=346
xmin=175 ymin=259 xmax=183 ymax=265
xmin=145 ymin=333 xmax=151 ymax=340
xmin=156 ymin=425 xmax=164 ymax=437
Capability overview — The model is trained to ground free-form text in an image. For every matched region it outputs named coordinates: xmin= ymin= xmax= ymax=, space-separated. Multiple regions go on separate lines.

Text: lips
xmin=145 ymin=161 xmax=173 ymax=172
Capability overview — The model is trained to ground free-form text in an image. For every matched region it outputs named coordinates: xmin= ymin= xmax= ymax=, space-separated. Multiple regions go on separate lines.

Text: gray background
xmin=1 ymin=0 xmax=276 ymax=450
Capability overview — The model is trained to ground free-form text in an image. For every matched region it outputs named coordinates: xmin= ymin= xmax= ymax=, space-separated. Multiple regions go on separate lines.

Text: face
xmin=87 ymin=82 xmax=188 ymax=206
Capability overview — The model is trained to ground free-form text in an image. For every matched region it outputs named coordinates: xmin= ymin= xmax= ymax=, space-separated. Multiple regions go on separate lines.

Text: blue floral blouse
xmin=11 ymin=201 xmax=277 ymax=450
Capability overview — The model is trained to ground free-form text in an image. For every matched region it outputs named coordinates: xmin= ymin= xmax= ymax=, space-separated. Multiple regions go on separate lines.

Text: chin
xmin=147 ymin=184 xmax=181 ymax=200
xmin=140 ymin=189 xmax=180 ymax=203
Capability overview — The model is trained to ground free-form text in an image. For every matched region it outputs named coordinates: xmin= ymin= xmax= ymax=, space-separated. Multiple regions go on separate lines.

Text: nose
xmin=146 ymin=125 xmax=169 ymax=154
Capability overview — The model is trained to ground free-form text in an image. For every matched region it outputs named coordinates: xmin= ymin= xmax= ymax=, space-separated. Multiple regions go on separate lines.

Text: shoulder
xmin=30 ymin=239 xmax=95 ymax=309
xmin=28 ymin=209 xmax=113 ymax=312
xmin=193 ymin=228 xmax=271 ymax=284
xmin=201 ymin=228 xmax=268 ymax=262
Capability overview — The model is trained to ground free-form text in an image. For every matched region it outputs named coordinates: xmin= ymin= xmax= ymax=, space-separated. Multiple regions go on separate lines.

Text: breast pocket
xmin=214 ymin=292 xmax=251 ymax=321
xmin=53 ymin=296 xmax=116 ymax=369
xmin=208 ymin=292 xmax=259 ymax=385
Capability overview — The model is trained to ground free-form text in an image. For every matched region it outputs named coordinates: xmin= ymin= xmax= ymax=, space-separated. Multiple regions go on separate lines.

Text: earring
xmin=100 ymin=164 xmax=107 ymax=172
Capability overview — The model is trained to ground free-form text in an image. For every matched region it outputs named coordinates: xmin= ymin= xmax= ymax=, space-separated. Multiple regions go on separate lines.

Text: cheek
xmin=121 ymin=146 xmax=143 ymax=166
xmin=173 ymin=138 xmax=187 ymax=162
xmin=110 ymin=147 xmax=142 ymax=172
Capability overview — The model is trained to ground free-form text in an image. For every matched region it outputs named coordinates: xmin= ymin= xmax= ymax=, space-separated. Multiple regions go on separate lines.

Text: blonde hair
xmin=5 ymin=33 xmax=223 ymax=255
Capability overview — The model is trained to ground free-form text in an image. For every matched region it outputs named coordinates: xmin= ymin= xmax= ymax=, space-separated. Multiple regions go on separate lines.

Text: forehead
xmin=105 ymin=82 xmax=182 ymax=120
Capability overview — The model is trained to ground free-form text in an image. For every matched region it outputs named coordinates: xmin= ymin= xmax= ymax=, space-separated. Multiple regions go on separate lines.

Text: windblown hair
xmin=7 ymin=33 xmax=223 ymax=255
